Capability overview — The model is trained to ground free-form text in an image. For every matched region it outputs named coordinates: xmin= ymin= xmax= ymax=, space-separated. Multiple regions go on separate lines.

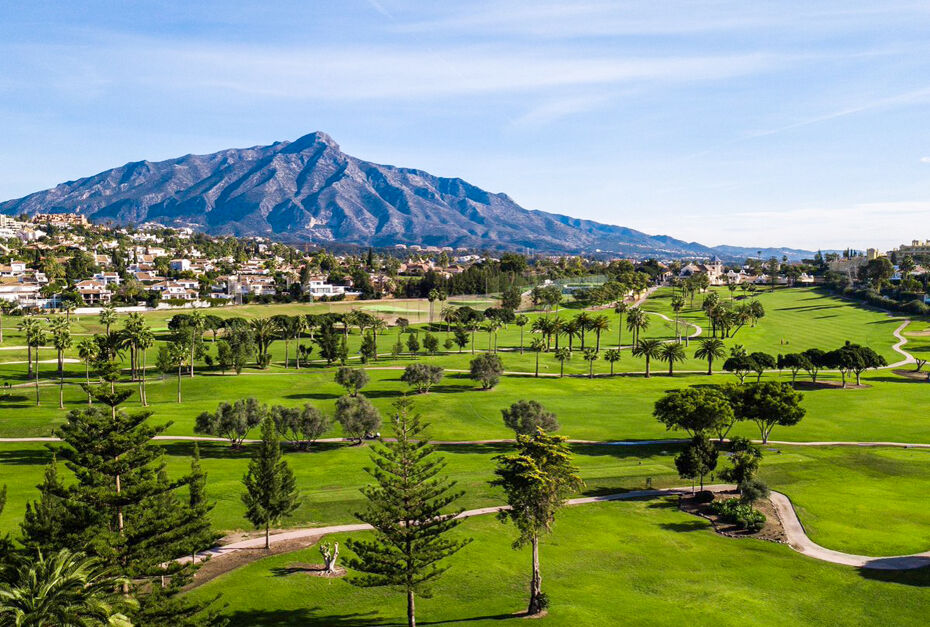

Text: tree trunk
xmin=535 ymin=353 xmax=539 ymax=378
xmin=27 ymin=345 xmax=32 ymax=377
xmin=527 ymin=535 xmax=543 ymax=615
xmin=265 ymin=522 xmax=270 ymax=549
xmin=644 ymin=356 xmax=650 ymax=378
xmin=284 ymin=339 xmax=289 ymax=368
xmin=407 ymin=589 xmax=416 ymax=627
xmin=34 ymin=352 xmax=40 ymax=406
xmin=177 ymin=365 xmax=182 ymax=403
xmin=707 ymin=359 xmax=712 ymax=376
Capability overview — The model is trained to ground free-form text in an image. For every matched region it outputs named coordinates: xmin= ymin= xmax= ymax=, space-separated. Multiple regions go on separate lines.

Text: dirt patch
xmin=679 ymin=491 xmax=787 ymax=544
xmin=893 ymin=369 xmax=930 ymax=382
xmin=276 ymin=562 xmax=346 ymax=578
xmin=791 ymin=380 xmax=870 ymax=391
xmin=184 ymin=534 xmax=323 ymax=590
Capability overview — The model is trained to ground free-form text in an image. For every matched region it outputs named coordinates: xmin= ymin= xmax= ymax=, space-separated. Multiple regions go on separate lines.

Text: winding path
xmin=180 ymin=484 xmax=930 ymax=571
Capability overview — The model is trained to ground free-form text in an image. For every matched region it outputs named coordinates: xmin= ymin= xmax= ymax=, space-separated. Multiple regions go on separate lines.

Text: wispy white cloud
xmin=746 ymin=86 xmax=930 ymax=138
xmin=510 ymin=95 xmax=612 ymax=129
xmin=4 ymin=36 xmax=790 ymax=102
xmin=920 ymin=156 xmax=930 ymax=163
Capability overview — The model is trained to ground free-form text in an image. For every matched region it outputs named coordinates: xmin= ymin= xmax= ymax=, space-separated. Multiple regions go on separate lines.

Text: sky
xmin=1 ymin=1 xmax=929 ymax=251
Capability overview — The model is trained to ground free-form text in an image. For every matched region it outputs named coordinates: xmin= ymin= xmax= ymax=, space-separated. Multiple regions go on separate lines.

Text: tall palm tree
xmin=369 ymin=318 xmax=386 ymax=362
xmin=563 ymin=318 xmax=579 ymax=352
xmin=76 ymin=338 xmax=97 ymax=405
xmin=614 ymin=301 xmax=628 ymax=347
xmin=659 ymin=342 xmax=686 ymax=376
xmin=136 ymin=325 xmax=154 ymax=406
xmin=187 ymin=310 xmax=206 ymax=377
xmin=604 ymin=348 xmax=620 ymax=375
xmin=61 ymin=300 xmax=76 ymax=323
xmin=441 ymin=305 xmax=458 ymax=337
xmin=632 ymin=338 xmax=662 ymax=378
xmin=530 ymin=337 xmax=546 ymax=377
xmin=168 ymin=340 xmax=187 ymax=403
xmin=575 ymin=312 xmax=591 ymax=351
xmin=590 ymin=314 xmax=610 ymax=352
xmin=583 ymin=347 xmax=598 ymax=378
xmin=550 ymin=316 xmax=564 ymax=351
xmin=98 ymin=304 xmax=117 ymax=337
xmin=0 ymin=549 xmax=132 ymax=626
xmin=625 ymin=307 xmax=649 ymax=345
xmin=694 ymin=338 xmax=727 ymax=375
xmin=19 ymin=316 xmax=40 ymax=378
xmin=123 ymin=312 xmax=146 ymax=379
xmin=554 ymin=347 xmax=570 ymax=377
xmin=249 ymin=317 xmax=276 ymax=367
xmin=293 ymin=315 xmax=309 ymax=370
xmin=21 ymin=317 xmax=46 ymax=405
xmin=50 ymin=317 xmax=71 ymax=409
xmin=514 ymin=314 xmax=529 ymax=354
xmin=670 ymin=294 xmax=685 ymax=342
xmin=427 ymin=288 xmax=440 ymax=325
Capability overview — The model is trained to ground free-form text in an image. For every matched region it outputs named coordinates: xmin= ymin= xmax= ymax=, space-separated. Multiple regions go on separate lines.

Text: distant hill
xmin=0 ymin=132 xmax=812 ymax=260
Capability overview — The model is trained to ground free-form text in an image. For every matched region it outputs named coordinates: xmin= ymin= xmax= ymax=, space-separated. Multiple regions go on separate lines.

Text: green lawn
xmin=4 ymin=440 xmax=930 ymax=557
xmin=187 ymin=500 xmax=930 ymax=626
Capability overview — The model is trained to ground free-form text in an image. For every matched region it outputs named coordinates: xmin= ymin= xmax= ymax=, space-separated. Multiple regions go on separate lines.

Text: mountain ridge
xmin=0 ymin=132 xmax=812 ymax=260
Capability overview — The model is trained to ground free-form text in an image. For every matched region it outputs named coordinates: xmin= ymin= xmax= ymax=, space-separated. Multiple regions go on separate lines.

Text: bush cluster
xmin=710 ymin=498 xmax=766 ymax=532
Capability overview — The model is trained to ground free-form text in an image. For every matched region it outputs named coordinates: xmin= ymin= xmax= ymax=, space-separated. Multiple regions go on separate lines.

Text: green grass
xmin=186 ymin=500 xmax=930 ymax=626
xmin=4 ymin=441 xmax=930 ymax=557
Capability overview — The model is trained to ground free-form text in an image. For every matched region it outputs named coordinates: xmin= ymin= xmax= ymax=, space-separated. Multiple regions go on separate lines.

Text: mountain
xmin=0 ymin=132 xmax=811 ymax=260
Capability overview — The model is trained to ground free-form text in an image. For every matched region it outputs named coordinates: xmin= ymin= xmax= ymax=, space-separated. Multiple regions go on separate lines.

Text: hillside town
xmin=0 ymin=213 xmax=925 ymax=314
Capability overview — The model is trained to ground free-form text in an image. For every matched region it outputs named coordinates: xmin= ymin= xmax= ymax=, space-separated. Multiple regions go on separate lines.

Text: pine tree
xmin=242 ymin=417 xmax=301 ymax=549
xmin=36 ymin=390 xmax=222 ymax=624
xmin=346 ymin=398 xmax=470 ymax=627
xmin=185 ymin=443 xmax=218 ymax=562
xmin=20 ymin=456 xmax=75 ymax=553
xmin=492 ymin=429 xmax=583 ymax=616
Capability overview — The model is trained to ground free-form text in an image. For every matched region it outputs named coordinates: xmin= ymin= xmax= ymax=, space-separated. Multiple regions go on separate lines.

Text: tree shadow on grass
xmin=858 ymin=562 xmax=930 ymax=587
xmin=157 ymin=440 xmax=351 ymax=459
xmin=227 ymin=608 xmax=389 ymax=626
xmin=0 ymin=448 xmax=54 ymax=465
xmin=283 ymin=392 xmax=341 ymax=401
xmin=660 ymin=520 xmax=707 ymax=533
xmin=418 ymin=612 xmax=524 ymax=624
xmin=435 ymin=443 xmax=513 ymax=456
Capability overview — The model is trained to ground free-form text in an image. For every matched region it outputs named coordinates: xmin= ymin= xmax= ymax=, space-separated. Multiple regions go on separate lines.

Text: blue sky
xmin=1 ymin=1 xmax=929 ymax=250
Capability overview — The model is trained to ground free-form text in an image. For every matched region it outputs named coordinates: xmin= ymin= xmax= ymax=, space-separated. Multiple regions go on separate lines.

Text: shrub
xmin=469 ymin=353 xmax=504 ymax=390
xmin=693 ymin=490 xmax=715 ymax=504
xmin=710 ymin=498 xmax=766 ymax=532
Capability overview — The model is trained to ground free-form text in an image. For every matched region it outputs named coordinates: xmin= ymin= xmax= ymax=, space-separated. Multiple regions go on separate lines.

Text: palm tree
xmin=575 ymin=312 xmax=591 ymax=351
xmin=98 ymin=304 xmax=117 ymax=336
xmin=440 ymin=305 xmax=458 ymax=337
xmin=76 ymin=338 xmax=97 ymax=405
xmin=614 ymin=301 xmax=628 ymax=347
xmin=293 ymin=315 xmax=309 ymax=369
xmin=136 ymin=326 xmax=154 ymax=406
xmin=249 ymin=317 xmax=276 ymax=367
xmin=168 ymin=341 xmax=187 ymax=403
xmin=369 ymin=318 xmax=386 ymax=362
xmin=21 ymin=317 xmax=46 ymax=405
xmin=427 ymin=288 xmax=440 ymax=325
xmin=514 ymin=314 xmax=529 ymax=354
xmin=61 ymin=300 xmax=76 ymax=323
xmin=670 ymin=294 xmax=685 ymax=342
xmin=604 ymin=348 xmax=620 ymax=375
xmin=549 ymin=314 xmax=565 ymax=348
xmin=583 ymin=347 xmax=598 ymax=378
xmin=123 ymin=312 xmax=146 ymax=379
xmin=0 ymin=549 xmax=132 ymax=626
xmin=694 ymin=338 xmax=726 ymax=375
xmin=554 ymin=347 xmax=570 ymax=377
xmin=590 ymin=314 xmax=609 ymax=352
xmin=632 ymin=339 xmax=662 ymax=378
xmin=530 ymin=337 xmax=546 ymax=377
xmin=50 ymin=317 xmax=71 ymax=409
xmin=188 ymin=310 xmax=206 ymax=376
xmin=625 ymin=307 xmax=649 ymax=345
xmin=659 ymin=342 xmax=686 ymax=376
xmin=563 ymin=318 xmax=579 ymax=352
xmin=19 ymin=316 xmax=40 ymax=378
